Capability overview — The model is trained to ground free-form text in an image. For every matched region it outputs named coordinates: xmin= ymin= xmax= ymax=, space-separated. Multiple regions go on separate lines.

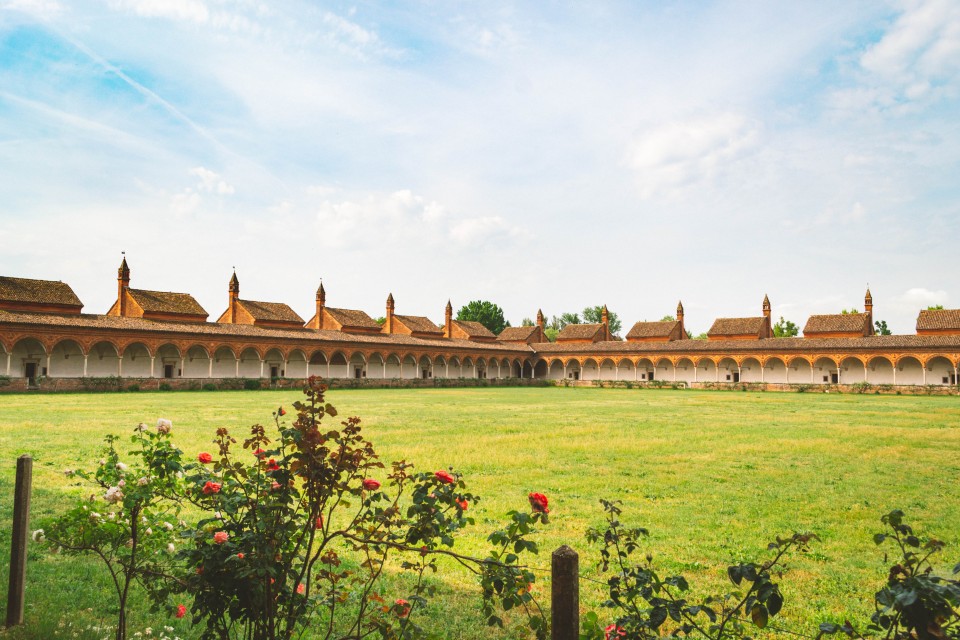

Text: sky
xmin=0 ymin=0 xmax=957 ymax=335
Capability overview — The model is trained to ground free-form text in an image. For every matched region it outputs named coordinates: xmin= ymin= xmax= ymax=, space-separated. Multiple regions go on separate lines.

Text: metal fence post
xmin=551 ymin=544 xmax=579 ymax=640
xmin=6 ymin=454 xmax=32 ymax=627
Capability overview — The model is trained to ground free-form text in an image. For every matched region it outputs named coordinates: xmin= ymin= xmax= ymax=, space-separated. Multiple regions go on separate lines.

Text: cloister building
xmin=1 ymin=260 xmax=959 ymax=390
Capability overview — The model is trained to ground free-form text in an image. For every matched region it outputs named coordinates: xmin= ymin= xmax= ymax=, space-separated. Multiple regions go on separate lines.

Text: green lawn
xmin=0 ymin=387 xmax=958 ymax=639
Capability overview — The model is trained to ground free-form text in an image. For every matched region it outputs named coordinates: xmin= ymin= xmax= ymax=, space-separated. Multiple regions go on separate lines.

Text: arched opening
xmin=740 ymin=357 xmax=762 ymax=383
xmin=785 ymin=357 xmax=812 ymax=384
xmin=308 ymin=351 xmax=328 ymax=379
xmin=432 ymin=355 xmax=447 ymax=379
xmin=813 ymin=357 xmax=838 ymax=384
xmin=675 ymin=357 xmax=696 ymax=384
xmin=565 ymin=359 xmax=582 ymax=381
xmin=616 ymin=358 xmax=634 ymax=381
xmin=475 ymin=357 xmax=488 ymax=379
xmin=367 ymin=353 xmax=386 ymax=379
xmin=522 ymin=360 xmax=533 ymax=378
xmin=636 ymin=358 xmax=655 ymax=381
xmin=462 ymin=356 xmax=475 ymax=379
xmin=654 ymin=357 xmax=673 ymax=382
xmin=264 ymin=348 xmax=285 ymax=379
xmin=120 ymin=342 xmax=152 ymax=378
xmin=499 ymin=358 xmax=510 ymax=379
xmin=385 ymin=354 xmax=402 ymax=378
xmin=448 ymin=356 xmax=461 ymax=378
xmin=598 ymin=358 xmax=617 ymax=381
xmin=717 ymin=357 xmax=739 ymax=383
xmin=581 ymin=358 xmax=599 ymax=381
xmin=548 ymin=359 xmax=565 ymax=380
xmin=533 ymin=359 xmax=547 ymax=379
xmin=329 ymin=352 xmax=349 ymax=379
xmin=238 ymin=347 xmax=262 ymax=378
xmin=287 ymin=349 xmax=308 ymax=378
xmin=212 ymin=346 xmax=238 ymax=378
xmin=402 ymin=354 xmax=417 ymax=379
xmin=50 ymin=339 xmax=85 ymax=377
xmin=349 ymin=352 xmax=368 ymax=380
xmin=87 ymin=341 xmax=121 ymax=377
xmin=866 ymin=355 xmax=894 ymax=384
xmin=419 ymin=355 xmax=433 ymax=380
xmin=926 ymin=356 xmax=954 ymax=385
xmin=183 ymin=345 xmax=211 ymax=378
xmin=896 ymin=356 xmax=924 ymax=385
xmin=763 ymin=356 xmax=788 ymax=384
xmin=11 ymin=337 xmax=46 ymax=385
xmin=156 ymin=344 xmax=182 ymax=379
xmin=696 ymin=358 xmax=717 ymax=383
xmin=839 ymin=356 xmax=866 ymax=383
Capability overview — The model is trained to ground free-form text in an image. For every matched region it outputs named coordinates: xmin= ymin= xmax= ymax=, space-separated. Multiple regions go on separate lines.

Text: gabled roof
xmin=708 ymin=317 xmax=766 ymax=336
xmin=626 ymin=320 xmax=680 ymax=340
xmin=498 ymin=326 xmax=539 ymax=342
xmin=325 ymin=307 xmax=381 ymax=330
xmin=451 ymin=320 xmax=496 ymax=340
xmin=803 ymin=313 xmax=871 ymax=335
xmin=128 ymin=289 xmax=207 ymax=316
xmin=237 ymin=299 xmax=304 ymax=324
xmin=917 ymin=309 xmax=960 ymax=332
xmin=556 ymin=323 xmax=603 ymax=341
xmin=0 ymin=276 xmax=82 ymax=308
xmin=394 ymin=314 xmax=443 ymax=335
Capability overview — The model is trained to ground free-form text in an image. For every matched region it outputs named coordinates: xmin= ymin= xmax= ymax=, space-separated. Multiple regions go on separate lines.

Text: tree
xmin=928 ymin=304 xmax=945 ymax=310
xmin=520 ymin=317 xmax=534 ymax=327
xmin=544 ymin=328 xmax=559 ymax=342
xmin=582 ymin=306 xmax=622 ymax=335
xmin=773 ymin=316 xmax=799 ymax=338
xmin=457 ymin=300 xmax=509 ymax=335
xmin=841 ymin=308 xmax=860 ymax=315
xmin=374 ymin=316 xmax=386 ymax=326
xmin=874 ymin=320 xmax=891 ymax=335
xmin=660 ymin=315 xmax=676 ymax=322
xmin=557 ymin=312 xmax=581 ymax=329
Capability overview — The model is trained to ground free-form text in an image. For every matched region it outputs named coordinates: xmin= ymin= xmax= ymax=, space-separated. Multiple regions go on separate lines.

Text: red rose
xmin=605 ymin=623 xmax=626 ymax=639
xmin=528 ymin=492 xmax=549 ymax=514
xmin=362 ymin=478 xmax=381 ymax=491
xmin=198 ymin=452 xmax=213 ymax=464
xmin=266 ymin=458 xmax=279 ymax=471
xmin=296 ymin=583 xmax=305 ymax=595
xmin=202 ymin=481 xmax=222 ymax=495
xmin=175 ymin=604 xmax=186 ymax=619
xmin=253 ymin=448 xmax=266 ymax=458
xmin=315 ymin=516 xmax=324 ymax=529
xmin=456 ymin=498 xmax=468 ymax=511
xmin=213 ymin=531 xmax=228 ymax=544
xmin=434 ymin=470 xmax=454 ymax=484
xmin=395 ymin=598 xmax=411 ymax=617
xmin=278 ymin=406 xmax=286 ymax=417
xmin=237 ymin=552 xmax=245 ymax=559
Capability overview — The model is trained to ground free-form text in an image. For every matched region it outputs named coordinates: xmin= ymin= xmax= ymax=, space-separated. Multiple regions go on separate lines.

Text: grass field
xmin=0 ymin=387 xmax=958 ymax=639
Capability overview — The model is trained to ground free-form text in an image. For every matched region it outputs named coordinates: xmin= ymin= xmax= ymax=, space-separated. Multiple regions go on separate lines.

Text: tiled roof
xmin=557 ymin=323 xmax=603 ymax=340
xmin=498 ymin=326 xmax=538 ymax=341
xmin=626 ymin=320 xmax=678 ymax=339
xmin=803 ymin=313 xmax=870 ymax=335
xmin=128 ymin=289 xmax=207 ymax=316
xmin=708 ymin=317 xmax=765 ymax=336
xmin=917 ymin=309 xmax=960 ymax=331
xmin=0 ymin=276 xmax=82 ymax=307
xmin=0 ymin=311 xmax=534 ymax=353
xmin=395 ymin=314 xmax=443 ymax=335
xmin=452 ymin=320 xmax=496 ymax=339
xmin=326 ymin=307 xmax=381 ymax=330
xmin=239 ymin=299 xmax=304 ymax=324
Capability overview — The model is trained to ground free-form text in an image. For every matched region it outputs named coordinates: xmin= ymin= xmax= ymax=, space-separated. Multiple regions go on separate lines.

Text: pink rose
xmin=296 ymin=583 xmax=305 ymax=595
xmin=198 ymin=452 xmax=213 ymax=464
xmin=362 ymin=478 xmax=381 ymax=491
xmin=213 ymin=531 xmax=228 ymax=544
xmin=434 ymin=470 xmax=455 ymax=484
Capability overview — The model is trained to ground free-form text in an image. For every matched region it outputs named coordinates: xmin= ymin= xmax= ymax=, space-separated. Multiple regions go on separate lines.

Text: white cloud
xmin=1 ymin=0 xmax=62 ymax=17
xmin=190 ymin=166 xmax=234 ymax=195
xmin=897 ymin=287 xmax=949 ymax=306
xmin=109 ymin=0 xmax=209 ymax=23
xmin=320 ymin=11 xmax=402 ymax=60
xmin=627 ymin=114 xmax=760 ymax=198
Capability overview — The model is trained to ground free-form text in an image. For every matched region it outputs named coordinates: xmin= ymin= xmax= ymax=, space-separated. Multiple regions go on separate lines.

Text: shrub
xmin=243 ymin=378 xmax=261 ymax=391
xmin=126 ymin=384 xmax=140 ymax=392
xmin=202 ymin=383 xmax=218 ymax=391
xmin=158 ymin=382 xmax=173 ymax=391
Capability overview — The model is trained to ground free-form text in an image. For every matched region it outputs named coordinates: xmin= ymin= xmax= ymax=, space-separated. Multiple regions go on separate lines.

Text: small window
xmin=725 ymin=374 xmax=731 ymax=381
xmin=943 ymin=377 xmax=949 ymax=384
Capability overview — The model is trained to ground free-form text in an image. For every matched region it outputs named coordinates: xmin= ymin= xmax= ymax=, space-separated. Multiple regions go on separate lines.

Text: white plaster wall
xmin=50 ymin=341 xmax=84 ymax=377
xmin=896 ymin=359 xmax=924 ymax=385
xmin=786 ymin=360 xmax=812 ymax=384
xmin=839 ymin=359 xmax=866 ymax=383
xmin=813 ymin=361 xmax=838 ymax=384
xmin=183 ymin=348 xmax=210 ymax=378
xmin=616 ymin=361 xmax=634 ymax=380
xmin=581 ymin=361 xmax=598 ymax=381
xmin=696 ymin=361 xmax=716 ymax=382
xmin=287 ymin=353 xmax=308 ymax=378
xmin=598 ymin=360 xmax=617 ymax=380
xmin=122 ymin=344 xmax=153 ymax=378
xmin=866 ymin=358 xmax=894 ymax=384
xmin=739 ymin=359 xmax=763 ymax=383
xmin=927 ymin=358 xmax=955 ymax=385
xmin=87 ymin=343 xmax=120 ymax=376
xmin=547 ymin=362 xmax=564 ymax=379
xmin=238 ymin=350 xmax=262 ymax=378
xmin=717 ymin=360 xmax=738 ymax=383
xmin=674 ymin=361 xmax=696 ymax=383
xmin=211 ymin=349 xmax=237 ymax=377
xmin=655 ymin=362 xmax=672 ymax=381
xmin=763 ymin=360 xmax=787 ymax=383
xmin=385 ymin=359 xmax=402 ymax=378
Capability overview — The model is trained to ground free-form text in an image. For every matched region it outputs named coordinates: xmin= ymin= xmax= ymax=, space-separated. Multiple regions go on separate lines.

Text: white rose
xmin=163 ymin=522 xmax=174 ymax=531
xmin=105 ymin=487 xmax=124 ymax=503
xmin=166 ymin=543 xmax=175 ymax=554
xmin=31 ymin=529 xmax=45 ymax=543
xmin=116 ymin=462 xmax=128 ymax=472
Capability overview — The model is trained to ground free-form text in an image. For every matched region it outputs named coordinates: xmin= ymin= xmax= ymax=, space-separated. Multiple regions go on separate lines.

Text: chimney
xmin=315 ymin=281 xmax=326 ymax=330
xmin=676 ymin=300 xmax=685 ymax=339
xmin=228 ymin=270 xmax=240 ymax=323
xmin=536 ymin=308 xmax=545 ymax=334
xmin=444 ymin=300 xmax=453 ymax=338
xmin=865 ymin=287 xmax=873 ymax=335
xmin=117 ymin=255 xmax=130 ymax=316
xmin=385 ymin=293 xmax=395 ymax=334
xmin=762 ymin=294 xmax=772 ymax=338
xmin=601 ymin=304 xmax=610 ymax=341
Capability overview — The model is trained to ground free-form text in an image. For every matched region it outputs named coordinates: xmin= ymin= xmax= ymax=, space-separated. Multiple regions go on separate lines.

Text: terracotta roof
xmin=0 ymin=311 xmax=534 ymax=353
xmin=326 ymin=307 xmax=381 ymax=330
xmin=498 ymin=326 xmax=539 ymax=341
xmin=557 ymin=323 xmax=603 ymax=340
xmin=0 ymin=276 xmax=82 ymax=307
xmin=452 ymin=320 xmax=496 ymax=339
xmin=803 ymin=314 xmax=870 ymax=335
xmin=708 ymin=317 xmax=765 ymax=336
xmin=626 ymin=320 xmax=679 ymax=339
xmin=395 ymin=314 xmax=443 ymax=335
xmin=128 ymin=289 xmax=207 ymax=316
xmin=238 ymin=299 xmax=304 ymax=324
xmin=917 ymin=309 xmax=960 ymax=332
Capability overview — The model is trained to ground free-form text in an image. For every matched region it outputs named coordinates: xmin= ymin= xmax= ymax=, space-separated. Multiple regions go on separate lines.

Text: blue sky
xmin=0 ymin=0 xmax=957 ymax=334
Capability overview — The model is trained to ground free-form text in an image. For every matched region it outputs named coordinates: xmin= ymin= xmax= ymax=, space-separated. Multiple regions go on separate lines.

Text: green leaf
xmin=873 ymin=533 xmax=887 ymax=545
xmin=727 ymin=566 xmax=742 ymax=585
xmin=751 ymin=603 xmax=768 ymax=629
xmin=767 ymin=590 xmax=783 ymax=616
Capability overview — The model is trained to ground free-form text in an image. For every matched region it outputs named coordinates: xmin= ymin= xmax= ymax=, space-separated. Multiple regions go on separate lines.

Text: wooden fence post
xmin=551 ymin=544 xmax=579 ymax=640
xmin=6 ymin=455 xmax=32 ymax=628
